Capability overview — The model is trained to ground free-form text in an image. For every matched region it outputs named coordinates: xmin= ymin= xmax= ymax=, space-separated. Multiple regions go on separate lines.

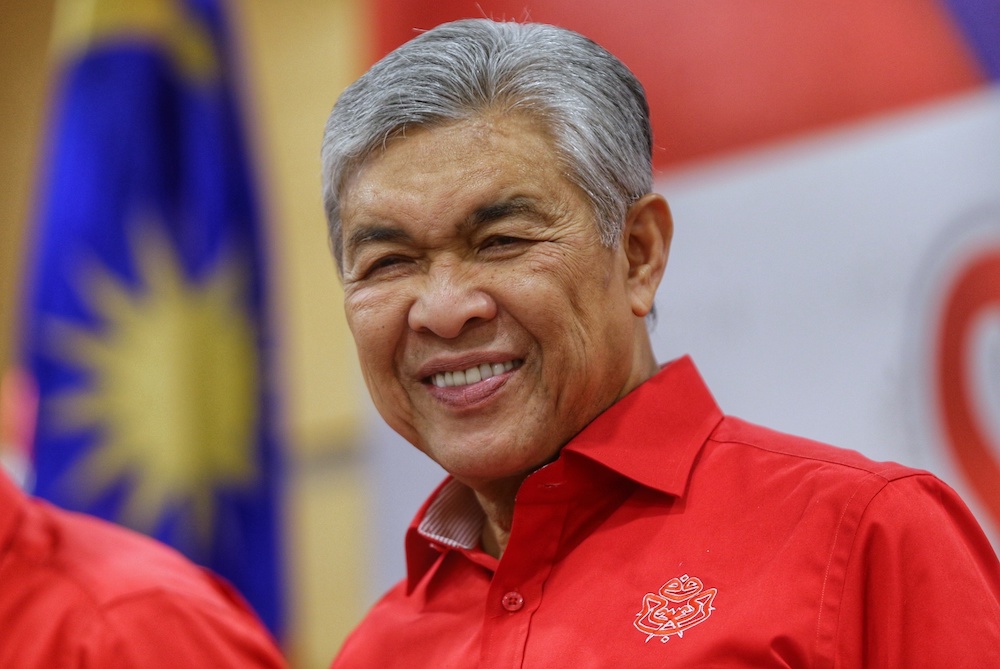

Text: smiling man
xmin=321 ymin=19 xmax=1000 ymax=668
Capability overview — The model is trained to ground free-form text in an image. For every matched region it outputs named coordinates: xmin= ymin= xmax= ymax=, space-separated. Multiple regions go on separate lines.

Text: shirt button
xmin=501 ymin=591 xmax=524 ymax=612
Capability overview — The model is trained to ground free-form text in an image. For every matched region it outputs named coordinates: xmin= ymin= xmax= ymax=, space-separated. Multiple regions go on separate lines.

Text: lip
xmin=417 ymin=354 xmax=523 ymax=409
xmin=416 ymin=353 xmax=522 ymax=380
xmin=425 ymin=371 xmax=514 ymax=408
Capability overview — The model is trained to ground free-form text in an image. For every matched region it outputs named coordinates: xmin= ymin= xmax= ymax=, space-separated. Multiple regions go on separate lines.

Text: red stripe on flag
xmin=372 ymin=0 xmax=985 ymax=170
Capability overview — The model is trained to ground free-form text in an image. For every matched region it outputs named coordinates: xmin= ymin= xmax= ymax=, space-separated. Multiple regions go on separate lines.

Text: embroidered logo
xmin=634 ymin=574 xmax=717 ymax=643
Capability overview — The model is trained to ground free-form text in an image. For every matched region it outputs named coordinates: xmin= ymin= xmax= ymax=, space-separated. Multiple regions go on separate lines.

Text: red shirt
xmin=0 ymin=470 xmax=287 ymax=668
xmin=332 ymin=356 xmax=1000 ymax=668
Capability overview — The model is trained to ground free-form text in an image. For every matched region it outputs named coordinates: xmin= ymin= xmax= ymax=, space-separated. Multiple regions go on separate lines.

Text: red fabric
xmin=0 ymin=471 xmax=287 ymax=668
xmin=371 ymin=1 xmax=984 ymax=170
xmin=331 ymin=356 xmax=1000 ymax=667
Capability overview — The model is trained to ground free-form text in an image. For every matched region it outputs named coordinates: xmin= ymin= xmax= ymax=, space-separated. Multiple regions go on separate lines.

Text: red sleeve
xmin=72 ymin=578 xmax=288 ymax=669
xmin=836 ymin=473 xmax=1000 ymax=667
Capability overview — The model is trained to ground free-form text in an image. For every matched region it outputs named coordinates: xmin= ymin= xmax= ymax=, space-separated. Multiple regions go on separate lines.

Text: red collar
xmin=560 ymin=355 xmax=723 ymax=498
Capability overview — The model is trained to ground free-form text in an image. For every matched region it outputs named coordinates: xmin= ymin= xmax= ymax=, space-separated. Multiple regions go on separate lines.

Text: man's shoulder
xmin=708 ymin=415 xmax=922 ymax=483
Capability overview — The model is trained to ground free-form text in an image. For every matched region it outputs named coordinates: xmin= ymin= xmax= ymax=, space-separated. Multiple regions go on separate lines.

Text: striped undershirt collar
xmin=417 ymin=478 xmax=484 ymax=550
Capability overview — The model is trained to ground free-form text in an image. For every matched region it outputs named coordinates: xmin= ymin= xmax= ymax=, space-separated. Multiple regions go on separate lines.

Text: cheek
xmin=518 ymin=244 xmax=595 ymax=302
xmin=346 ymin=290 xmax=419 ymax=434
xmin=523 ymin=247 xmax=623 ymax=328
xmin=345 ymin=288 xmax=408 ymax=369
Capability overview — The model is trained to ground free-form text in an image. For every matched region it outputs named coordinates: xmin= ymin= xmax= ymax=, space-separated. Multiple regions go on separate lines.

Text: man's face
xmin=339 ymin=114 xmax=650 ymax=491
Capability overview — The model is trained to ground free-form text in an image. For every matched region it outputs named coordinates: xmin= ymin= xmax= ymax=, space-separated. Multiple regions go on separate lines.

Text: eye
xmin=480 ymin=235 xmax=525 ymax=251
xmin=361 ymin=254 xmax=413 ymax=279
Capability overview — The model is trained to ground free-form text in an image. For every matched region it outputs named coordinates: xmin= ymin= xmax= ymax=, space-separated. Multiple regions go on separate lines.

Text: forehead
xmin=340 ymin=115 xmax=592 ymax=268
xmin=338 ymin=115 xmax=579 ymax=244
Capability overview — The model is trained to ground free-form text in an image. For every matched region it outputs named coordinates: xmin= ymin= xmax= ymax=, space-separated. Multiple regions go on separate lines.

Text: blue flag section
xmin=941 ymin=0 xmax=1000 ymax=81
xmin=21 ymin=0 xmax=283 ymax=638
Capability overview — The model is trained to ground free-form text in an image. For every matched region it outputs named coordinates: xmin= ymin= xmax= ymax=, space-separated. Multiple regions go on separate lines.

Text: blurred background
xmin=1 ymin=1 xmax=997 ymax=667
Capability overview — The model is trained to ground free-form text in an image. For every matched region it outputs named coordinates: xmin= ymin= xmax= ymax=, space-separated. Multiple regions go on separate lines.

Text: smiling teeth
xmin=431 ymin=360 xmax=522 ymax=388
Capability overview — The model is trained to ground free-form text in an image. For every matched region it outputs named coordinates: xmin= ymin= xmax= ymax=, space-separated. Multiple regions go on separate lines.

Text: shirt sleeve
xmin=72 ymin=578 xmax=288 ymax=669
xmin=836 ymin=472 xmax=1000 ymax=667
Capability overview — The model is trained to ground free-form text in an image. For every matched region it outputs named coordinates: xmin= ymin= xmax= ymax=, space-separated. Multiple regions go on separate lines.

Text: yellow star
xmin=47 ymin=217 xmax=259 ymax=546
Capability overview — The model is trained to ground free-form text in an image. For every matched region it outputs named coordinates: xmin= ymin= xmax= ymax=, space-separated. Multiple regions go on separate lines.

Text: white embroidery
xmin=634 ymin=574 xmax=717 ymax=643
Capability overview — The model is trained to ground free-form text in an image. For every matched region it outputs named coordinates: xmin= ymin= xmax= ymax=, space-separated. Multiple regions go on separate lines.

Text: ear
xmin=622 ymin=193 xmax=673 ymax=318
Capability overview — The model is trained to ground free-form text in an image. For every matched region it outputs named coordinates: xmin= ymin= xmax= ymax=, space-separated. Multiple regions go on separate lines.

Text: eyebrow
xmin=344 ymin=225 xmax=413 ymax=260
xmin=344 ymin=196 xmax=547 ymax=261
xmin=463 ymin=196 xmax=546 ymax=231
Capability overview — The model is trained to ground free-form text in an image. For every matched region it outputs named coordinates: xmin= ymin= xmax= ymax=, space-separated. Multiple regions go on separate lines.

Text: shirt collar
xmin=561 ymin=355 xmax=723 ymax=497
xmin=405 ymin=477 xmax=482 ymax=589
xmin=416 ymin=478 xmax=482 ymax=551
xmin=405 ymin=355 xmax=723 ymax=590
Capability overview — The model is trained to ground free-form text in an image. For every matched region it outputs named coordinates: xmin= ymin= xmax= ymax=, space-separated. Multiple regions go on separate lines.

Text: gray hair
xmin=321 ymin=18 xmax=654 ymax=270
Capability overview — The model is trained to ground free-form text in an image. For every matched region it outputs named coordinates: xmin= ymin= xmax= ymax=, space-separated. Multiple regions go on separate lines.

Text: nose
xmin=407 ymin=264 xmax=497 ymax=338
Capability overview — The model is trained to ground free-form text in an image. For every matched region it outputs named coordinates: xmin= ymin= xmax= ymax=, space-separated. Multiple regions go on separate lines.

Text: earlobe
xmin=623 ymin=193 xmax=673 ymax=317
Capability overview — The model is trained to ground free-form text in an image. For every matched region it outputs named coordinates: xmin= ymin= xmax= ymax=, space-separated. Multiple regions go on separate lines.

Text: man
xmin=321 ymin=19 xmax=1000 ymax=667
xmin=0 ymin=467 xmax=287 ymax=668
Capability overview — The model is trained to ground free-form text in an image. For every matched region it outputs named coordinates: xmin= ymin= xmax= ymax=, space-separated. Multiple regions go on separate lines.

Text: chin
xmin=435 ymin=443 xmax=557 ymax=487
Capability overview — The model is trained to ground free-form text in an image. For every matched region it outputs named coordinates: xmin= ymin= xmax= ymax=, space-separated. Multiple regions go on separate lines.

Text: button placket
xmin=479 ymin=477 xmax=571 ymax=668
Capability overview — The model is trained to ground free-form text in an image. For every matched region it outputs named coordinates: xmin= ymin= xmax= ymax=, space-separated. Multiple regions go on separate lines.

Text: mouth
xmin=427 ymin=359 xmax=523 ymax=388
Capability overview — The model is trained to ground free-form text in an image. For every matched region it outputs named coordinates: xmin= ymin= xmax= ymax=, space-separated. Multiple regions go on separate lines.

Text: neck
xmin=471 ymin=339 xmax=662 ymax=559
xmin=473 ymin=476 xmax=524 ymax=558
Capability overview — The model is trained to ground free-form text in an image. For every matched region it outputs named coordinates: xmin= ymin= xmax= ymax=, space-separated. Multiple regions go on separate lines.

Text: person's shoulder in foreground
xmin=0 ymin=469 xmax=287 ymax=669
